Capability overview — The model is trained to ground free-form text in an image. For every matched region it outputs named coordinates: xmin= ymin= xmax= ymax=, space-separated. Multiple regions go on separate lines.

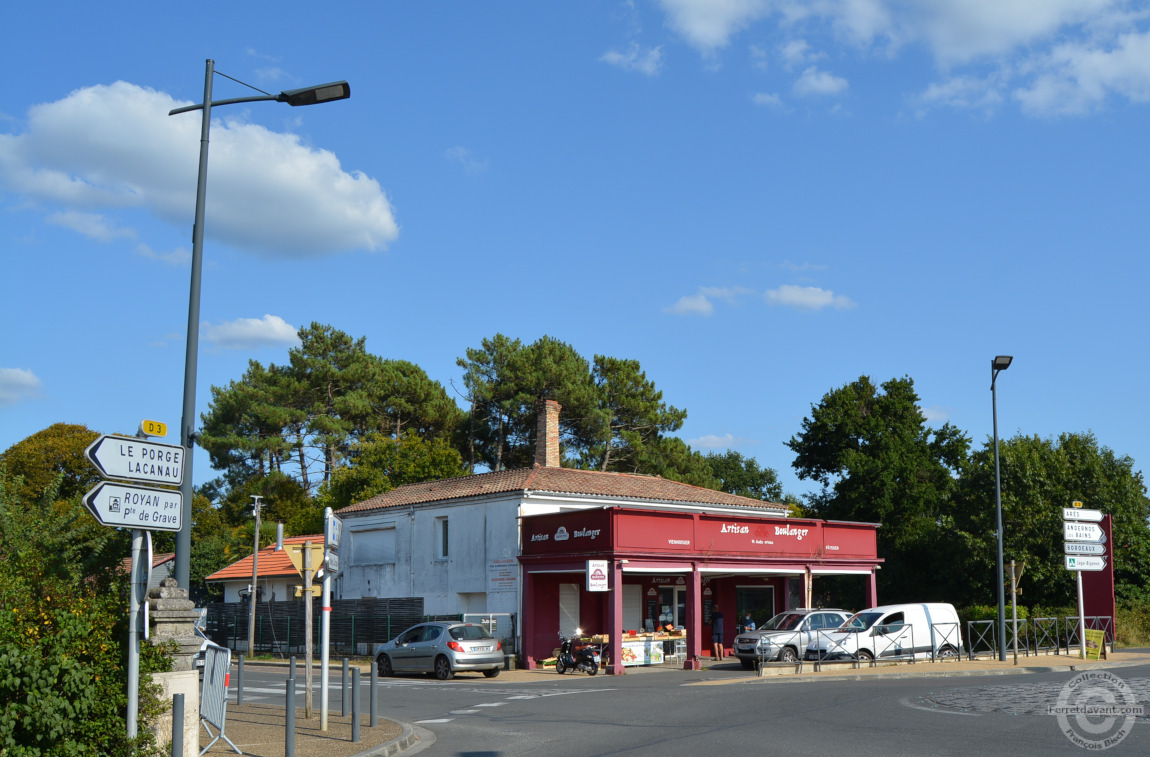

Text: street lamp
xmin=168 ymin=60 xmax=349 ymax=589
xmin=991 ymin=354 xmax=1013 ymax=662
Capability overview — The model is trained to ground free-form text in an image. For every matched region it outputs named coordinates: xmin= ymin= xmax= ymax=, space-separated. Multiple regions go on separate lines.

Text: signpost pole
xmin=321 ymin=508 xmax=334 ymax=731
xmin=247 ymin=496 xmax=262 ymax=659
xmin=127 ymin=528 xmax=144 ymax=737
xmin=1077 ymin=571 xmax=1087 ymax=659
xmin=304 ymin=541 xmax=314 ymax=719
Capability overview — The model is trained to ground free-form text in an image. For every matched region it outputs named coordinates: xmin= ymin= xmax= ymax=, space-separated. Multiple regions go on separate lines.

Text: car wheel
xmin=483 ymin=667 xmax=501 ymax=678
xmin=555 ymin=658 xmax=568 ymax=674
xmin=739 ymin=659 xmax=754 ymax=670
xmin=376 ymin=654 xmax=393 ymax=677
xmin=857 ymin=649 xmax=874 ymax=663
xmin=937 ymin=645 xmax=959 ymax=661
xmin=779 ymin=647 xmax=799 ymax=663
xmin=434 ymin=655 xmax=454 ymax=680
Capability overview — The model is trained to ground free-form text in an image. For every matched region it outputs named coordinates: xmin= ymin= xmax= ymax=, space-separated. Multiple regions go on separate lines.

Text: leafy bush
xmin=0 ymin=469 xmax=168 ymax=755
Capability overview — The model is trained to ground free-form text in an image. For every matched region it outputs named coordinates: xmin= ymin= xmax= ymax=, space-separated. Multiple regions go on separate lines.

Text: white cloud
xmin=917 ymin=74 xmax=1006 ymax=114
xmin=46 ymin=210 xmax=136 ymax=242
xmin=600 ymin=44 xmax=665 ymax=75
xmin=0 ymin=82 xmax=398 ymax=259
xmin=445 ymin=146 xmax=490 ymax=174
xmin=765 ymin=284 xmax=856 ymax=310
xmin=665 ymin=293 xmax=714 ymax=316
xmin=0 ymin=368 xmax=43 ymax=405
xmin=1014 ymin=29 xmax=1150 ymax=115
xmin=134 ymin=243 xmax=190 ymax=266
xmin=779 ymin=39 xmax=824 ymax=70
xmin=665 ymin=286 xmax=754 ymax=315
xmin=658 ymin=0 xmax=770 ymax=52
xmin=202 ymin=314 xmax=301 ymax=350
xmin=752 ymin=92 xmax=786 ymax=108
xmin=921 ymin=406 xmax=951 ymax=424
xmin=794 ymin=67 xmax=850 ymax=96
xmin=688 ymin=432 xmax=759 ymax=448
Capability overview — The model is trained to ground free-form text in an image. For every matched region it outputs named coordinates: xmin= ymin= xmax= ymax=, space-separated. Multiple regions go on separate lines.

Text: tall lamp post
xmin=991 ymin=354 xmax=1013 ymax=662
xmin=168 ymin=60 xmax=349 ymax=588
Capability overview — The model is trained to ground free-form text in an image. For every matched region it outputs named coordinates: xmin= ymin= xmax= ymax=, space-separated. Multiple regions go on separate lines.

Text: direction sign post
xmin=1065 ymin=555 xmax=1107 ymax=571
xmin=1063 ymin=502 xmax=1109 ymax=660
xmin=1065 ymin=542 xmax=1106 ymax=556
xmin=82 ymin=481 xmax=183 ymax=532
xmin=1062 ymin=507 xmax=1104 ymax=522
xmin=1063 ymin=521 xmax=1106 ymax=544
xmin=85 ymin=435 xmax=184 ymax=486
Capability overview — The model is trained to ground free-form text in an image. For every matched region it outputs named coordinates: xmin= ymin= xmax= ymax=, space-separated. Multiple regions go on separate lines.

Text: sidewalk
xmin=206 ymin=650 xmax=1150 ymax=755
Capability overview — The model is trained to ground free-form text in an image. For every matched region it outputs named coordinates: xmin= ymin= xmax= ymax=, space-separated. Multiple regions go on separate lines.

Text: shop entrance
xmin=657 ymin=586 xmax=686 ymax=628
xmin=736 ymin=586 xmax=775 ymax=631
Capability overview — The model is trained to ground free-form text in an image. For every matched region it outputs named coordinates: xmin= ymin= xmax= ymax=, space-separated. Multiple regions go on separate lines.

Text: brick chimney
xmin=535 ymin=399 xmax=561 ymax=468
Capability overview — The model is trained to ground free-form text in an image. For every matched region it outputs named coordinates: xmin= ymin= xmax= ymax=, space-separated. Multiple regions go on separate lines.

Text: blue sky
xmin=3 ymin=1 xmax=1148 ymax=502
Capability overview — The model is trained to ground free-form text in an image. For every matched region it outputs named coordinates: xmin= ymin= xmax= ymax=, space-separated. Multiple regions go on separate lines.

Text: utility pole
xmin=247 ymin=495 xmax=263 ymax=658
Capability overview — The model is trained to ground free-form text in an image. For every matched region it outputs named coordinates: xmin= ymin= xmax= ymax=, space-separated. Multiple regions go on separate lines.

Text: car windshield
xmin=840 ymin=612 xmax=883 ymax=632
xmin=449 ymin=625 xmax=494 ymax=641
xmin=759 ymin=613 xmax=804 ymax=631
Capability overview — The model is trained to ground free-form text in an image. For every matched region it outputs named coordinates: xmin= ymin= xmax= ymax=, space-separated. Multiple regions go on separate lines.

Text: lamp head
xmin=278 ymin=81 xmax=351 ymax=106
xmin=992 ymin=355 xmax=1013 ymax=372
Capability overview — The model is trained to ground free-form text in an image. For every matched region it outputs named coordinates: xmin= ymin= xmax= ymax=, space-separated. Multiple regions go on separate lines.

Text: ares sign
xmin=85 ymin=435 xmax=184 ymax=486
xmin=82 ymin=481 xmax=183 ymax=532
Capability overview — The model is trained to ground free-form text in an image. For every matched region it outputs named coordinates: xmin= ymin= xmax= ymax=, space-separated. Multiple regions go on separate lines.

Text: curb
xmin=686 ymin=657 xmax=1150 ymax=686
xmin=350 ymin=723 xmax=436 ymax=757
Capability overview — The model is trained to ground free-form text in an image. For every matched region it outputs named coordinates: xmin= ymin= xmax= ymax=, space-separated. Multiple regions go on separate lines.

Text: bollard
xmin=351 ymin=667 xmax=361 ymax=743
xmin=237 ymin=655 xmax=245 ymax=706
xmin=341 ymin=658 xmax=349 ymax=717
xmin=171 ymin=693 xmax=184 ymax=757
xmin=290 ymin=655 xmax=297 ymax=681
xmin=285 ymin=677 xmax=296 ymax=757
xmin=369 ymin=661 xmax=378 ymax=727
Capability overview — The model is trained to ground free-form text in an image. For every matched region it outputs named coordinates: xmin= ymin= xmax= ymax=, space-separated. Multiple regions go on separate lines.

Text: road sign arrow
xmin=82 ymin=481 xmax=183 ymax=532
xmin=1062 ymin=507 xmax=1104 ymax=522
xmin=1065 ymin=542 xmax=1106 ymax=556
xmin=1065 ymin=554 xmax=1107 ymax=571
xmin=1063 ymin=521 xmax=1106 ymax=544
xmin=85 ymin=434 xmax=184 ymax=486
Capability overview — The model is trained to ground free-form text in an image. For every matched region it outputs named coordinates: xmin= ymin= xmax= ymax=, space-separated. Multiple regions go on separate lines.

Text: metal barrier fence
xmin=1032 ymin=617 xmax=1061 ymax=654
xmin=1065 ymin=615 xmax=1115 ymax=649
xmin=205 ymin=597 xmax=508 ymax=656
xmin=930 ymin=622 xmax=962 ymax=662
xmin=965 ymin=620 xmax=997 ymax=660
xmin=1006 ymin=618 xmax=1031 ymax=657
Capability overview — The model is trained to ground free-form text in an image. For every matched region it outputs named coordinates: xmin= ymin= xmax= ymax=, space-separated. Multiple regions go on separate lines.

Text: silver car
xmin=374 ymin=622 xmax=504 ymax=680
xmin=733 ymin=608 xmax=850 ymax=668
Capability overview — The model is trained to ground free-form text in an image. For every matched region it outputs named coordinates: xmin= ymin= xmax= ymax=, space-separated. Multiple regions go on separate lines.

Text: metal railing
xmin=1065 ymin=615 xmax=1115 ymax=650
xmin=965 ymin=620 xmax=997 ymax=660
xmin=929 ymin=622 xmax=962 ymax=662
xmin=1031 ymin=617 xmax=1061 ymax=654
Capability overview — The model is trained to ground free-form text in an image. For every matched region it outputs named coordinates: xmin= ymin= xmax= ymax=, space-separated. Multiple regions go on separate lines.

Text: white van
xmin=804 ymin=603 xmax=962 ymax=662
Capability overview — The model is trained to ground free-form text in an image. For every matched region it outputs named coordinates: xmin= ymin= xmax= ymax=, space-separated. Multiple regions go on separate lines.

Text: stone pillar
xmin=148 ymin=578 xmax=202 ymax=755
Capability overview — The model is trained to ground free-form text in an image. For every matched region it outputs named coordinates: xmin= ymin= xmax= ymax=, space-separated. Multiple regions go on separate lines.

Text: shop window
xmin=559 ymin=583 xmax=580 ymax=636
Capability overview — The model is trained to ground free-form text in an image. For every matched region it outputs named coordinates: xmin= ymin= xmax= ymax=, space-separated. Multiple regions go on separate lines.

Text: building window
xmin=436 ymin=516 xmax=449 ymax=559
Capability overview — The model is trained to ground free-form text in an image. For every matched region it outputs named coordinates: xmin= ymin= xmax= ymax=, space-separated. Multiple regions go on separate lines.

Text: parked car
xmin=193 ymin=626 xmax=224 ymax=672
xmin=804 ymin=603 xmax=962 ymax=662
xmin=732 ymin=608 xmax=850 ymax=669
xmin=375 ymin=622 xmax=504 ymax=680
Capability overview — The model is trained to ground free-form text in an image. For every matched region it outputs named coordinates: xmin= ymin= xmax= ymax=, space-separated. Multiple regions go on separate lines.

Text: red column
xmin=866 ymin=570 xmax=878 ymax=608
xmin=684 ymin=563 xmax=702 ymax=670
xmin=608 ymin=561 xmax=624 ymax=675
xmin=522 ymin=568 xmax=537 ymax=670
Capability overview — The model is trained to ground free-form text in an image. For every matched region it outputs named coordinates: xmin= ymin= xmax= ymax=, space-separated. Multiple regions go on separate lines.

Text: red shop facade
xmin=518 ymin=507 xmax=882 ymax=674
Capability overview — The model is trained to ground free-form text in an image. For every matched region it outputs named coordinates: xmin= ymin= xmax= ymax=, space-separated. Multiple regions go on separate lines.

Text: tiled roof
xmin=337 ymin=465 xmax=789 ymax=516
xmin=117 ymin=552 xmax=174 ymax=574
xmin=205 ymin=535 xmax=324 ymax=583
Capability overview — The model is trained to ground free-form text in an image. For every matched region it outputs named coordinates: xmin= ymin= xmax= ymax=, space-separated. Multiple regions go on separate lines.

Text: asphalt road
xmin=233 ymin=663 xmax=1150 ymax=756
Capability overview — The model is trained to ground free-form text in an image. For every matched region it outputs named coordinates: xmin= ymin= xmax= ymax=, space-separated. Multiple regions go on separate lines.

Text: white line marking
xmin=451 ymin=710 xmax=480 ymax=714
xmin=475 ymin=702 xmax=506 ymax=707
xmin=416 ymin=718 xmax=453 ymax=724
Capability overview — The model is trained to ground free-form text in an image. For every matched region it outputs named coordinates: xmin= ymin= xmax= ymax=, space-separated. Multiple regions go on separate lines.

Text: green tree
xmin=703 ymin=449 xmax=784 ymax=502
xmin=317 ymin=431 xmax=469 ymax=511
xmin=0 ymin=423 xmax=101 ymax=504
xmin=786 ymin=376 xmax=971 ymax=603
xmin=954 ymin=432 xmax=1150 ymax=607
xmin=0 ymin=471 xmax=166 ymax=755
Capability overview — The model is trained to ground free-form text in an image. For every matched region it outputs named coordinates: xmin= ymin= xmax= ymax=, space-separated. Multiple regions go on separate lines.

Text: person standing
xmin=741 ymin=612 xmax=756 ymax=633
xmin=711 ymin=610 xmax=725 ymax=660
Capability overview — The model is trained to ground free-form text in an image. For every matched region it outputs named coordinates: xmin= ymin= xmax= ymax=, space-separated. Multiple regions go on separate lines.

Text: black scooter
xmin=556 ymin=628 xmax=601 ymax=675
